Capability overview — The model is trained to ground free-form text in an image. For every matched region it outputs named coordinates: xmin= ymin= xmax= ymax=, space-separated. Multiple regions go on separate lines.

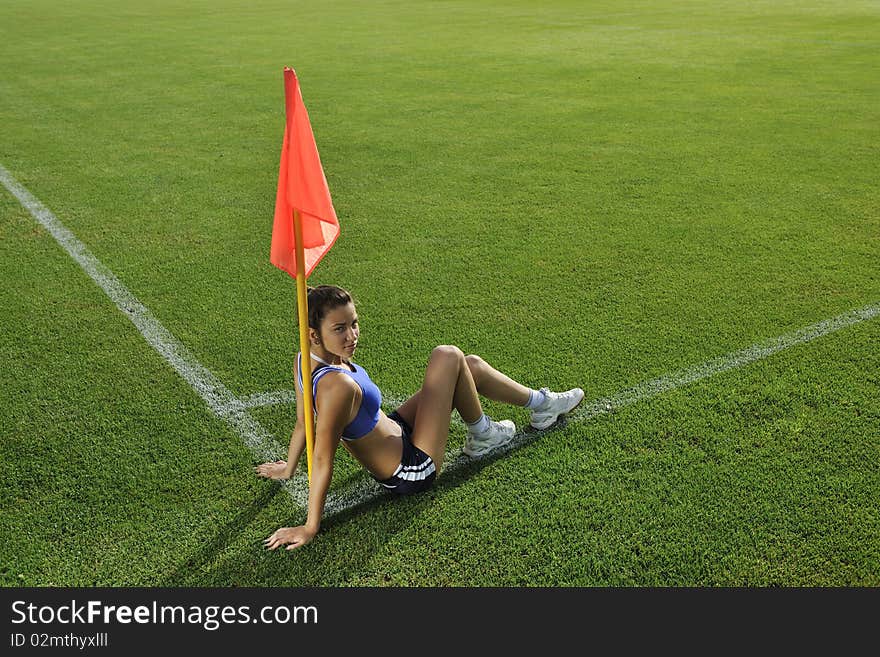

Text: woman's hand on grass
xmin=255 ymin=460 xmax=292 ymax=480
xmin=264 ymin=526 xmax=316 ymax=551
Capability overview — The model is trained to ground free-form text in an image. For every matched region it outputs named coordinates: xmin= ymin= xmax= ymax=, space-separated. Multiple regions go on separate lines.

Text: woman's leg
xmin=464 ymin=354 xmax=531 ymax=406
xmin=393 ymin=353 xmax=531 ymax=427
xmin=393 ymin=349 xmax=583 ymax=463
xmin=406 ymin=345 xmax=483 ymax=471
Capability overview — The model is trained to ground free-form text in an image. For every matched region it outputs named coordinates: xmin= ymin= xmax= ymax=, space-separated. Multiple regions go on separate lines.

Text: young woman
xmin=257 ymin=285 xmax=584 ymax=550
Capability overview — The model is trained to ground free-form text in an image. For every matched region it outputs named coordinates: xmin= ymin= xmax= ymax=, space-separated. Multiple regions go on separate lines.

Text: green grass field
xmin=1 ymin=0 xmax=878 ymax=586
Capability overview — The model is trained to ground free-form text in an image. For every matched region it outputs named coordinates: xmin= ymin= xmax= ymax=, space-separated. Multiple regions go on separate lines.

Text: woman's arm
xmin=264 ymin=374 xmax=358 ymax=551
xmin=256 ymin=361 xmax=308 ymax=480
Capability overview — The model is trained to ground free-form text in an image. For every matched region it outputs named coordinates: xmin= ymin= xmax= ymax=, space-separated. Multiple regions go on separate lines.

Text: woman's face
xmin=314 ymin=302 xmax=359 ymax=359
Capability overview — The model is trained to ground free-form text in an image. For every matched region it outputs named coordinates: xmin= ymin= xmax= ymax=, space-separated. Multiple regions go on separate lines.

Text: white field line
xmin=239 ymin=390 xmax=295 ymax=409
xmin=4 ymin=163 xmax=878 ymax=520
xmin=0 ymin=163 xmax=308 ymax=507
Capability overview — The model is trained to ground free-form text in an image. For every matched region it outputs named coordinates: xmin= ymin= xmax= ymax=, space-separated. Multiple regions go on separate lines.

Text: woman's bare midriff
xmin=341 ymin=412 xmax=405 ymax=480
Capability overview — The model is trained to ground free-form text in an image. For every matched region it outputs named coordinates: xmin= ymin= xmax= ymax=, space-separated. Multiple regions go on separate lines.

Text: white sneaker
xmin=530 ymin=387 xmax=585 ymax=430
xmin=463 ymin=418 xmax=516 ymax=458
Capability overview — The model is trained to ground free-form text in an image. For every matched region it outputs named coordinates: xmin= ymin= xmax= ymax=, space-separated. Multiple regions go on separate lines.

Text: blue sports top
xmin=296 ymin=353 xmax=382 ymax=441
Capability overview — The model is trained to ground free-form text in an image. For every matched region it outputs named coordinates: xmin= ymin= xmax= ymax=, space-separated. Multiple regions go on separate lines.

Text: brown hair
xmin=307 ymin=285 xmax=353 ymax=330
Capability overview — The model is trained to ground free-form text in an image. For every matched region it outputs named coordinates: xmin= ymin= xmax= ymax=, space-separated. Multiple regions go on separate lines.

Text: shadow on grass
xmin=170 ymin=418 xmax=573 ymax=586
xmin=161 ymin=482 xmax=283 ymax=586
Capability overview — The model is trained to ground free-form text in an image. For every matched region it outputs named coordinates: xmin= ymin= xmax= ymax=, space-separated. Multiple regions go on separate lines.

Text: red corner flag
xmin=270 ymin=67 xmax=339 ymax=279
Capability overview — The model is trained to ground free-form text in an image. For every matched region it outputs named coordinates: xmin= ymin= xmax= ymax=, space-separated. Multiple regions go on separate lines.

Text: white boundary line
xmin=239 ymin=390 xmax=295 ymax=409
xmin=4 ymin=163 xmax=878 ymax=520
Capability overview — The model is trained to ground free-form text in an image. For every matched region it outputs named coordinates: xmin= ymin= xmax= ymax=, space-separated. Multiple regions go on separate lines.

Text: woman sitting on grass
xmin=257 ymin=285 xmax=584 ymax=550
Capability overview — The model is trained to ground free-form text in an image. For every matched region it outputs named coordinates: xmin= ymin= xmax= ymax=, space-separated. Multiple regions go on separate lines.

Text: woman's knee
xmin=465 ymin=354 xmax=484 ymax=381
xmin=431 ymin=344 xmax=464 ymax=362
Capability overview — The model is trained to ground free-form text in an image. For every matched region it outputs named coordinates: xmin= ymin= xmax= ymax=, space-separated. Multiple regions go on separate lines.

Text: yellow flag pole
xmin=292 ymin=209 xmax=315 ymax=483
